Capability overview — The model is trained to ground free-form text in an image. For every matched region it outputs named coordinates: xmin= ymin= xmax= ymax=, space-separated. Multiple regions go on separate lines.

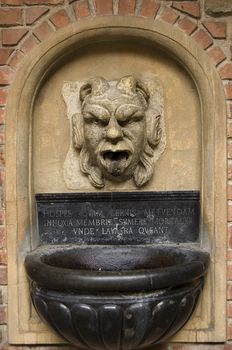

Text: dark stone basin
xmin=25 ymin=245 xmax=209 ymax=292
xmin=25 ymin=245 xmax=209 ymax=349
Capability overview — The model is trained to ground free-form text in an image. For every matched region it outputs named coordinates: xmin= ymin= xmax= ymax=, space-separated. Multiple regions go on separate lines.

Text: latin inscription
xmin=36 ymin=192 xmax=200 ymax=245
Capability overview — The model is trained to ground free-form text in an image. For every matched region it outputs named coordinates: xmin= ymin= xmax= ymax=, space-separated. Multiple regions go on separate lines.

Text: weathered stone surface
xmin=34 ymin=40 xmax=201 ymax=193
xmin=205 ymin=0 xmax=232 ymax=16
xmin=63 ymin=76 xmax=165 ymax=189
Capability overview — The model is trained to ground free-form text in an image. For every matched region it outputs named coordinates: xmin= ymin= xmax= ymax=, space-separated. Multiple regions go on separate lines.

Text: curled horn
xmin=79 ymin=83 xmax=92 ymax=103
xmin=80 ymin=77 xmax=109 ymax=103
xmin=136 ymin=80 xmax=150 ymax=103
xmin=117 ymin=76 xmax=149 ymax=103
xmin=117 ymin=76 xmax=136 ymax=94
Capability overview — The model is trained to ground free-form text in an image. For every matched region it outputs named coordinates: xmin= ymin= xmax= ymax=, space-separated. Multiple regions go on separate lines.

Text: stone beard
xmin=72 ymin=76 xmax=164 ymax=188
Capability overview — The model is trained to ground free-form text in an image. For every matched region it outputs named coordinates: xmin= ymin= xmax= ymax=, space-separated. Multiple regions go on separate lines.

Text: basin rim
xmin=25 ymin=245 xmax=210 ymax=292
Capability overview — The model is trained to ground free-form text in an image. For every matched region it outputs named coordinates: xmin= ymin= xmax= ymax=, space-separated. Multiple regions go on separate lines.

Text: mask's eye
xmin=98 ymin=119 xmax=108 ymax=127
xmin=118 ymin=114 xmax=144 ymax=127
xmin=118 ymin=120 xmax=128 ymax=127
xmin=84 ymin=113 xmax=108 ymax=127
xmin=93 ymin=117 xmax=108 ymax=127
xmin=92 ymin=116 xmax=100 ymax=124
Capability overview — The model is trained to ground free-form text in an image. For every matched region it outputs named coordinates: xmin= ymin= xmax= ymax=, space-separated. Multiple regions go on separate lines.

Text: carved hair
xmin=72 ymin=76 xmax=164 ymax=188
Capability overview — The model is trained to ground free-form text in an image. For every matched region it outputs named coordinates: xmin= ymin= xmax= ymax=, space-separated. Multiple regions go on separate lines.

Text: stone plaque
xmin=36 ymin=191 xmax=200 ymax=245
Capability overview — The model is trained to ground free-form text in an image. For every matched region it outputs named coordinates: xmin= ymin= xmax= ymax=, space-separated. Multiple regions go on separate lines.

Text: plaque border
xmin=36 ymin=190 xmax=200 ymax=202
xmin=36 ymin=190 xmax=200 ymax=245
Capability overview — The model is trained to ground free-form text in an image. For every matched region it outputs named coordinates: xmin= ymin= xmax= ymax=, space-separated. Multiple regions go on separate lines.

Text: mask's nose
xmin=105 ymin=117 xmax=123 ymax=143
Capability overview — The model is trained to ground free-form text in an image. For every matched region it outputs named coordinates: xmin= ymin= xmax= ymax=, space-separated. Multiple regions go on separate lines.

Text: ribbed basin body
xmin=25 ymin=245 xmax=209 ymax=349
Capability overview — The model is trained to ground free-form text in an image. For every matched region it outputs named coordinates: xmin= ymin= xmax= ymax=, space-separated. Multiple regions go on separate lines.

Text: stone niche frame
xmin=6 ymin=17 xmax=226 ymax=344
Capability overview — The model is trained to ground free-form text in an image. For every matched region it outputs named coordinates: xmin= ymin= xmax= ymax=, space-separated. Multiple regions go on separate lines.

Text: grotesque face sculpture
xmin=72 ymin=76 xmax=163 ymax=188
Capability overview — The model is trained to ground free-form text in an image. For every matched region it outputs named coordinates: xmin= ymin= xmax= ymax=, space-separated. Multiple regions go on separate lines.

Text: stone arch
xmin=6 ymin=16 xmax=226 ymax=343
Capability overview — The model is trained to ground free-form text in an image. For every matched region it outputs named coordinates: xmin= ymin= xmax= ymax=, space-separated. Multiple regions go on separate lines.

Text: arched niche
xmin=6 ymin=17 xmax=226 ymax=343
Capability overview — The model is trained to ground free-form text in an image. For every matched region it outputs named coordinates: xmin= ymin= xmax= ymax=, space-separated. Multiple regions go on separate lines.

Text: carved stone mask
xmin=71 ymin=76 xmax=164 ymax=188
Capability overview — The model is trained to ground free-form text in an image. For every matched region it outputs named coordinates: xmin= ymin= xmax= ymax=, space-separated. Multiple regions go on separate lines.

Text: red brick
xmin=1 ymin=0 xmax=24 ymax=4
xmin=172 ymin=2 xmax=200 ymax=18
xmin=229 ymin=162 xmax=232 ymax=180
xmin=8 ymin=50 xmax=24 ymax=68
xmin=208 ymin=46 xmax=226 ymax=66
xmin=228 ymin=103 xmax=232 ymax=118
xmin=50 ymin=9 xmax=70 ymax=29
xmin=0 ymin=266 xmax=7 ymax=285
xmin=0 ymin=166 xmax=4 ymax=184
xmin=228 ymin=142 xmax=232 ymax=158
xmin=0 ymin=229 xmax=6 ymax=250
xmin=228 ymin=321 xmax=232 ymax=340
xmin=118 ymin=0 xmax=136 ymax=16
xmin=2 ymin=29 xmax=28 ymax=46
xmin=0 ymin=89 xmax=7 ymax=106
xmin=25 ymin=0 xmax=64 ymax=4
xmin=33 ymin=22 xmax=55 ymax=42
xmin=20 ymin=34 xmax=38 ymax=54
xmin=0 ymin=110 xmax=5 ymax=125
xmin=229 ymin=102 xmax=232 ymax=115
xmin=160 ymin=7 xmax=179 ymax=24
xmin=0 ymin=67 xmax=14 ymax=86
xmin=215 ymin=345 xmax=232 ymax=350
xmin=25 ymin=7 xmax=49 ymax=25
xmin=95 ymin=0 xmax=113 ymax=15
xmin=203 ymin=21 xmax=226 ymax=39
xmin=74 ymin=0 xmax=90 ymax=19
xmin=228 ymin=120 xmax=232 ymax=138
xmin=0 ymin=306 xmax=7 ymax=325
xmin=228 ymin=261 xmax=232 ymax=279
xmin=192 ymin=29 xmax=213 ymax=50
xmin=228 ymin=301 xmax=232 ymax=317
xmin=0 ymin=147 xmax=5 ymax=165
xmin=177 ymin=17 xmax=197 ymax=35
xmin=0 ymin=250 xmax=7 ymax=265
xmin=219 ymin=63 xmax=232 ymax=80
xmin=0 ymin=9 xmax=23 ymax=26
xmin=139 ymin=0 xmax=160 ymax=18
xmin=0 ymin=169 xmax=5 ymax=187
xmin=0 ymin=49 xmax=13 ymax=66
xmin=225 ymin=84 xmax=232 ymax=100
xmin=229 ymin=183 xmax=232 ymax=199
xmin=228 ymin=250 xmax=232 ymax=260
xmin=228 ymin=282 xmax=232 ymax=299
xmin=228 ymin=224 xmax=232 ymax=248
xmin=228 ymin=201 xmax=232 ymax=221
xmin=0 ymin=148 xmax=5 ymax=167
xmin=0 ymin=132 xmax=5 ymax=146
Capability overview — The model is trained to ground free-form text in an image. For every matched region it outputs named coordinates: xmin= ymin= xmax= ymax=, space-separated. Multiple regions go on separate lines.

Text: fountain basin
xmin=25 ymin=245 xmax=209 ymax=349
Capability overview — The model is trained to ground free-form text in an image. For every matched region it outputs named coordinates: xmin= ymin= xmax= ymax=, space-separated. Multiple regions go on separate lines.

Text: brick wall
xmin=0 ymin=0 xmax=231 ymax=349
